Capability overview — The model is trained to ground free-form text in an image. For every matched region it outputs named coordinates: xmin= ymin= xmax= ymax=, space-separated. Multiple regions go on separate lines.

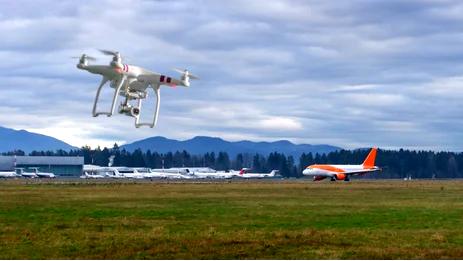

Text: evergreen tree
xmin=233 ymin=153 xmax=244 ymax=170
xmin=216 ymin=152 xmax=231 ymax=171
xmin=252 ymin=154 xmax=263 ymax=172
xmin=13 ymin=145 xmax=463 ymax=179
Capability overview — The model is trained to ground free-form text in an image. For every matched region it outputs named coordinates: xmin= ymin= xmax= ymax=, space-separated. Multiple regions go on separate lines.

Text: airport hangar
xmin=0 ymin=156 xmax=84 ymax=176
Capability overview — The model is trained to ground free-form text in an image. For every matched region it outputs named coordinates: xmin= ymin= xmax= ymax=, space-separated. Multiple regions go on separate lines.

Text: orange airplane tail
xmin=362 ymin=147 xmax=377 ymax=168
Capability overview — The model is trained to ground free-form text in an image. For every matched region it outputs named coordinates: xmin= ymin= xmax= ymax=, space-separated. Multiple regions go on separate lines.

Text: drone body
xmin=76 ymin=50 xmax=198 ymax=128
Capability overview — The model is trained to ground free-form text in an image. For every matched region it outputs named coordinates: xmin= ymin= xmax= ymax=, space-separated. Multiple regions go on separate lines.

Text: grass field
xmin=0 ymin=179 xmax=462 ymax=259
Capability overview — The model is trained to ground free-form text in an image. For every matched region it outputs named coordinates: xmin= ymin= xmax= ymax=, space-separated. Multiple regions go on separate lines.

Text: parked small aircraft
xmin=0 ymin=171 xmax=19 ymax=178
xmin=115 ymin=167 xmax=145 ymax=179
xmin=233 ymin=168 xmax=279 ymax=178
xmin=15 ymin=168 xmax=38 ymax=178
xmin=133 ymin=168 xmax=166 ymax=179
xmin=30 ymin=168 xmax=56 ymax=178
xmin=80 ymin=171 xmax=106 ymax=179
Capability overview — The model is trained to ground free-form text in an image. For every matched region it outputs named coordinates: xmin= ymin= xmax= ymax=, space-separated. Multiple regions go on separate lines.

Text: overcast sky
xmin=1 ymin=0 xmax=463 ymax=151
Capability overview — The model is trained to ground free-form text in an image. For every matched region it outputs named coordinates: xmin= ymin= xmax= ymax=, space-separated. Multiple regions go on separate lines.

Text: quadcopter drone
xmin=75 ymin=50 xmax=198 ymax=128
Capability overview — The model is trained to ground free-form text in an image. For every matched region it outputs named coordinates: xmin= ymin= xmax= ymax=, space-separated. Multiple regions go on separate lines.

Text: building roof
xmin=0 ymin=156 xmax=84 ymax=170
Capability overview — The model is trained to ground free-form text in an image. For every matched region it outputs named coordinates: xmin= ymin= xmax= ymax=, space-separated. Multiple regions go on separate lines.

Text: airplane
xmin=302 ymin=147 xmax=380 ymax=181
xmin=80 ymin=171 xmax=106 ymax=179
xmin=171 ymin=167 xmax=219 ymax=179
xmin=29 ymin=168 xmax=56 ymax=178
xmin=233 ymin=168 xmax=279 ymax=179
xmin=150 ymin=168 xmax=194 ymax=179
xmin=0 ymin=171 xmax=20 ymax=178
xmin=191 ymin=171 xmax=220 ymax=179
xmin=81 ymin=164 xmax=113 ymax=179
xmin=82 ymin=166 xmax=124 ymax=179
xmin=81 ymin=164 xmax=105 ymax=178
xmin=83 ymin=157 xmax=142 ymax=179
xmin=212 ymin=171 xmax=237 ymax=179
xmin=115 ymin=167 xmax=145 ymax=179
xmin=148 ymin=167 xmax=235 ymax=179
xmin=132 ymin=168 xmax=167 ymax=179
xmin=15 ymin=168 xmax=38 ymax=178
xmin=160 ymin=167 xmax=236 ymax=179
xmin=75 ymin=50 xmax=198 ymax=128
xmin=98 ymin=167 xmax=131 ymax=179
xmin=162 ymin=172 xmax=194 ymax=179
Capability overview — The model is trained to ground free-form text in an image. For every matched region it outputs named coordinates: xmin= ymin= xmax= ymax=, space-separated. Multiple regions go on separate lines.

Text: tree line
xmin=2 ymin=146 xmax=463 ymax=178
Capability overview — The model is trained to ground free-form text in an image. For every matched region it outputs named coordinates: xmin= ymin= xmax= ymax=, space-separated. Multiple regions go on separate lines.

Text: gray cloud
xmin=0 ymin=0 xmax=462 ymax=151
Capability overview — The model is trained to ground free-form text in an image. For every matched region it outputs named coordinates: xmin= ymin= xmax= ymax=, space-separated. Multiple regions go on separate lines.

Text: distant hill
xmin=121 ymin=136 xmax=341 ymax=157
xmin=0 ymin=126 xmax=76 ymax=153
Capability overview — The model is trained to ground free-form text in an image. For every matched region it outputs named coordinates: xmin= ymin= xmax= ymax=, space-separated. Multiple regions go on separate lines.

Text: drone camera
xmin=119 ymin=104 xmax=140 ymax=118
xmin=131 ymin=107 xmax=140 ymax=116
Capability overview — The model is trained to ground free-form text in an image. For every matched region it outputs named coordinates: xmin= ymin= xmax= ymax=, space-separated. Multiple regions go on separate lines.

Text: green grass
xmin=0 ymin=180 xmax=462 ymax=259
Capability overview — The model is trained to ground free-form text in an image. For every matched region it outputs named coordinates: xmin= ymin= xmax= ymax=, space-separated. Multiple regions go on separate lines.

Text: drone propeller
xmin=172 ymin=67 xmax=199 ymax=80
xmin=71 ymin=54 xmax=96 ymax=61
xmin=99 ymin=49 xmax=130 ymax=65
xmin=99 ymin=49 xmax=120 ymax=56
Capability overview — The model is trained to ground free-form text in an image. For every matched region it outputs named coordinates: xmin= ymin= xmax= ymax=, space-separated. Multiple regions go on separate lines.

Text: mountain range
xmin=0 ymin=126 xmax=341 ymax=156
xmin=121 ymin=136 xmax=341 ymax=157
xmin=0 ymin=126 xmax=76 ymax=153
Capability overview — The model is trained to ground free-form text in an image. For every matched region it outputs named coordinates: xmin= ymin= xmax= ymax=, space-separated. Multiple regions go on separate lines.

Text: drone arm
xmin=135 ymin=84 xmax=160 ymax=128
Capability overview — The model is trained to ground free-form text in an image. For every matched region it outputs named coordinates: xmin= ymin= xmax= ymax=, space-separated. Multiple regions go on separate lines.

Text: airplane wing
xmin=342 ymin=168 xmax=381 ymax=176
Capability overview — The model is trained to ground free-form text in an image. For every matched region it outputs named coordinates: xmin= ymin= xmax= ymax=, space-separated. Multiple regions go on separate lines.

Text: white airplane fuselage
xmin=34 ymin=171 xmax=55 ymax=178
xmin=109 ymin=167 xmax=143 ymax=179
xmin=234 ymin=169 xmax=278 ymax=179
xmin=35 ymin=172 xmax=56 ymax=178
xmin=81 ymin=171 xmax=106 ymax=179
xmin=21 ymin=172 xmax=38 ymax=178
xmin=0 ymin=171 xmax=19 ymax=178
xmin=191 ymin=171 xmax=233 ymax=179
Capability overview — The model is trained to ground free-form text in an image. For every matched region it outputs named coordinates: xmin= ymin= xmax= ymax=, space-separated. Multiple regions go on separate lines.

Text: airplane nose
xmin=302 ymin=169 xmax=310 ymax=175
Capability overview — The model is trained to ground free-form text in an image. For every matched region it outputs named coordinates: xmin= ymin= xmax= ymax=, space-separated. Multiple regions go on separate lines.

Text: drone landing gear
xmin=92 ymin=76 xmax=126 ymax=117
xmin=134 ymin=85 xmax=160 ymax=128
